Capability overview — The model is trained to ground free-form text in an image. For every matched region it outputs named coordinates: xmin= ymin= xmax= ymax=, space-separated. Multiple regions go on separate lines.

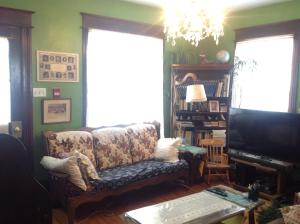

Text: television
xmin=228 ymin=108 xmax=300 ymax=163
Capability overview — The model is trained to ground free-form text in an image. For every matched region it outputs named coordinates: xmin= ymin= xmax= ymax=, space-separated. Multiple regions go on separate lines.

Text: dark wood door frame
xmin=0 ymin=7 xmax=34 ymax=152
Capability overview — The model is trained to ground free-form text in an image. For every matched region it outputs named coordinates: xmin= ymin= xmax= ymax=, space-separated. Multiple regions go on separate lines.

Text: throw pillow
xmin=157 ymin=137 xmax=182 ymax=148
xmin=69 ymin=150 xmax=100 ymax=181
xmin=40 ymin=156 xmax=87 ymax=191
xmin=281 ymin=205 xmax=300 ymax=224
xmin=154 ymin=138 xmax=182 ymax=162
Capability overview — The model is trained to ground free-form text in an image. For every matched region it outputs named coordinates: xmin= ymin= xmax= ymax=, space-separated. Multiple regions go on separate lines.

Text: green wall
xmin=2 ymin=0 xmax=300 ymax=179
xmin=0 ymin=0 xmax=163 ymax=179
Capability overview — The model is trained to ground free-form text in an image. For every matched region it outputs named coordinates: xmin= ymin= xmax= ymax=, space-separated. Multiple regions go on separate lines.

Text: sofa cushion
xmin=126 ymin=124 xmax=158 ymax=162
xmin=92 ymin=127 xmax=132 ymax=170
xmin=90 ymin=160 xmax=188 ymax=191
xmin=40 ymin=156 xmax=88 ymax=191
xmin=46 ymin=131 xmax=96 ymax=167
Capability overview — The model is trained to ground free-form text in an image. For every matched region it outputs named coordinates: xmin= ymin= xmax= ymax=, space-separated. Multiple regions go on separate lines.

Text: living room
xmin=1 ymin=0 xmax=300 ymax=223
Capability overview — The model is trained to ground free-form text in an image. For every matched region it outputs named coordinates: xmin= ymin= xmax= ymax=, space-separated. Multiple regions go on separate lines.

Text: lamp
xmin=163 ymin=0 xmax=225 ymax=46
xmin=186 ymin=84 xmax=207 ymax=102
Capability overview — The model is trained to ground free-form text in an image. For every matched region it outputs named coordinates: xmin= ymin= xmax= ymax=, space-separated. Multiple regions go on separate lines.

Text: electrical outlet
xmin=33 ymin=88 xmax=46 ymax=97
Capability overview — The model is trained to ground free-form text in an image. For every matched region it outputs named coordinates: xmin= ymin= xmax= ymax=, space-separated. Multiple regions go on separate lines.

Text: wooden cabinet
xmin=171 ymin=63 xmax=233 ymax=146
xmin=230 ymin=155 xmax=293 ymax=200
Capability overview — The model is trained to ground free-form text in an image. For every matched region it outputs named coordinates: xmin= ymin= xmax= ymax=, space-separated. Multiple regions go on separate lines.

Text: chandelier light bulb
xmin=163 ymin=0 xmax=225 ymax=46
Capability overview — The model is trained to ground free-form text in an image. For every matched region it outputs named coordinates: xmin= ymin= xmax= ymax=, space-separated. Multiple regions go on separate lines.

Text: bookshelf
xmin=171 ymin=63 xmax=233 ymax=146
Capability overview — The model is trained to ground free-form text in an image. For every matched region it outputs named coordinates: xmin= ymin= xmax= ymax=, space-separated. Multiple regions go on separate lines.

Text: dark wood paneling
xmin=82 ymin=27 xmax=88 ymax=127
xmin=289 ymin=33 xmax=300 ymax=112
xmin=235 ymin=19 xmax=300 ymax=42
xmin=0 ymin=7 xmax=33 ymax=158
xmin=0 ymin=7 xmax=34 ymax=27
xmin=81 ymin=13 xmax=163 ymax=38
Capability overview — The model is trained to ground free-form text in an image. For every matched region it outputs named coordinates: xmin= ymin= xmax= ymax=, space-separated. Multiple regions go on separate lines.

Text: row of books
xmin=176 ymin=74 xmax=231 ymax=99
xmin=175 ymin=128 xmax=226 ymax=146
xmin=203 ymin=121 xmax=226 ymax=128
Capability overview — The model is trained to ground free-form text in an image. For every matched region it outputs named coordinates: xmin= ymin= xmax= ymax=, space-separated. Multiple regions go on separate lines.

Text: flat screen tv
xmin=228 ymin=108 xmax=300 ymax=163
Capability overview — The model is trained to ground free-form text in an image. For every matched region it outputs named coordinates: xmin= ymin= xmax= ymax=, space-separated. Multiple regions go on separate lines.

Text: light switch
xmin=33 ymin=88 xmax=46 ymax=97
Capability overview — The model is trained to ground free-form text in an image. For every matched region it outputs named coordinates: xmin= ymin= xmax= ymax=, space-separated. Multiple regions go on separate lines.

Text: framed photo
xmin=42 ymin=98 xmax=71 ymax=124
xmin=208 ymin=100 xmax=219 ymax=112
xmin=220 ymin=106 xmax=228 ymax=112
xmin=37 ymin=50 xmax=79 ymax=82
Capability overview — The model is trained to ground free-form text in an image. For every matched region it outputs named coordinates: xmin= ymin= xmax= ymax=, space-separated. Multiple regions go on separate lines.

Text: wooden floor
xmin=53 ymin=180 xmax=227 ymax=224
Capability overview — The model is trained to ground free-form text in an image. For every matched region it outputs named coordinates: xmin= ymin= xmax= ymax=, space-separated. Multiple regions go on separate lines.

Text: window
xmin=233 ymin=35 xmax=294 ymax=112
xmin=233 ymin=20 xmax=300 ymax=112
xmin=0 ymin=37 xmax=10 ymax=126
xmin=83 ymin=15 xmax=164 ymax=134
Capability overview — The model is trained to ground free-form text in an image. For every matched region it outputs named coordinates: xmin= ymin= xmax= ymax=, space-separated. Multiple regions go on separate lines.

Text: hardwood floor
xmin=53 ymin=180 xmax=228 ymax=224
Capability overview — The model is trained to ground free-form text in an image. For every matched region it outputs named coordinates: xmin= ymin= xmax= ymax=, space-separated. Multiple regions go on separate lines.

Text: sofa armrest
xmin=48 ymin=171 xmax=83 ymax=199
xmin=49 ymin=171 xmax=69 ymax=180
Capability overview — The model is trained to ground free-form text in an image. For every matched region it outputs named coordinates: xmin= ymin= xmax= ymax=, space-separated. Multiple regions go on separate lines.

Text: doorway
xmin=0 ymin=37 xmax=10 ymax=134
xmin=0 ymin=7 xmax=33 ymax=151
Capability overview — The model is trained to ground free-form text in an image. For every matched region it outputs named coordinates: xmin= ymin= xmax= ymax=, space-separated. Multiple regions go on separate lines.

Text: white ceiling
xmin=122 ymin=0 xmax=291 ymax=11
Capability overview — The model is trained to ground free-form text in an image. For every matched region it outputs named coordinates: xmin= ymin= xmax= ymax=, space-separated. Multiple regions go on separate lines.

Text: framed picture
xmin=37 ymin=50 xmax=79 ymax=82
xmin=42 ymin=98 xmax=71 ymax=124
xmin=208 ymin=100 xmax=219 ymax=112
xmin=220 ymin=106 xmax=228 ymax=112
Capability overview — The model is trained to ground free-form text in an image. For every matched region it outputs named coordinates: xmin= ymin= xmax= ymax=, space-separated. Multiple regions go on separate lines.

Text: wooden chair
xmin=199 ymin=138 xmax=230 ymax=184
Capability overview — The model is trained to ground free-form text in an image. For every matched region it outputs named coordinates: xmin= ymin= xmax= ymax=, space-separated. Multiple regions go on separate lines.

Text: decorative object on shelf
xmin=216 ymin=50 xmax=230 ymax=63
xmin=163 ymin=0 xmax=225 ymax=46
xmin=208 ymin=100 xmax=220 ymax=112
xmin=37 ymin=50 xmax=79 ymax=82
xmin=199 ymin=52 xmax=209 ymax=64
xmin=186 ymin=85 xmax=207 ymax=102
xmin=42 ymin=98 xmax=71 ymax=124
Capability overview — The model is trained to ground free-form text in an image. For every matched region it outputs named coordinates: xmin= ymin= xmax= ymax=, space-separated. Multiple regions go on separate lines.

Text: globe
xmin=216 ymin=50 xmax=230 ymax=63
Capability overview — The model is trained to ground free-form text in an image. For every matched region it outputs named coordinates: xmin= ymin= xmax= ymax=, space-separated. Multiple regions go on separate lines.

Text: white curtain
xmin=86 ymin=29 xmax=164 ymax=133
xmin=233 ymin=35 xmax=293 ymax=112
xmin=0 ymin=37 xmax=10 ymax=128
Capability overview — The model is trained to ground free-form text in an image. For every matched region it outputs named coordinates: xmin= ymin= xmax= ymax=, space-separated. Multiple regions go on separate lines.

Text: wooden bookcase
xmin=170 ymin=63 xmax=233 ymax=146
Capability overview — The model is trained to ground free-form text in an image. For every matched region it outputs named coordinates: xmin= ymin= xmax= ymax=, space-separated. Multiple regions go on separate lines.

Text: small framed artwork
xmin=208 ymin=100 xmax=220 ymax=112
xmin=37 ymin=50 xmax=79 ymax=82
xmin=42 ymin=98 xmax=71 ymax=124
xmin=220 ymin=106 xmax=228 ymax=112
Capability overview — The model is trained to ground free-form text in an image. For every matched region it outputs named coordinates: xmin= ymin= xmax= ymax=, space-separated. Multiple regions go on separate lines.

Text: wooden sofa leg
xmin=67 ymin=203 xmax=76 ymax=224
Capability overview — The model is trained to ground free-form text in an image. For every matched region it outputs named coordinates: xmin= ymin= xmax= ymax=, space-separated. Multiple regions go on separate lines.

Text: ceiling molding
xmin=121 ymin=0 xmax=291 ymax=11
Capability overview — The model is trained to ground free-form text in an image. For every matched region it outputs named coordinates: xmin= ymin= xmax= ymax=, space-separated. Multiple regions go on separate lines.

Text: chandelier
xmin=163 ymin=0 xmax=225 ymax=46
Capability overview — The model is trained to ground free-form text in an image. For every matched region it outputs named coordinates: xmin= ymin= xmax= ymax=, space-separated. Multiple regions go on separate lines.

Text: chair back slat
xmin=199 ymin=138 xmax=225 ymax=164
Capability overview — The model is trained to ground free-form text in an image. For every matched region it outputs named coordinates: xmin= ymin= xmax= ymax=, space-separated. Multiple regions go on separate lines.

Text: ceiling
xmin=122 ymin=0 xmax=291 ymax=11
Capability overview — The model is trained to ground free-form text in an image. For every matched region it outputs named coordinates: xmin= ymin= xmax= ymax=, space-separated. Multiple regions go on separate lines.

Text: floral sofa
xmin=43 ymin=123 xmax=189 ymax=224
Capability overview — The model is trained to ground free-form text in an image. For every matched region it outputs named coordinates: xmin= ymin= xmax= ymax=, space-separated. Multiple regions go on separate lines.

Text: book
xmin=215 ymin=81 xmax=224 ymax=97
xmin=222 ymin=74 xmax=230 ymax=97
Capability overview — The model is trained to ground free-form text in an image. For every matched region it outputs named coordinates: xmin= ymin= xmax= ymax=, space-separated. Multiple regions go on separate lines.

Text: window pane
xmin=86 ymin=29 xmax=164 ymax=133
xmin=0 ymin=37 xmax=10 ymax=126
xmin=233 ymin=35 xmax=293 ymax=112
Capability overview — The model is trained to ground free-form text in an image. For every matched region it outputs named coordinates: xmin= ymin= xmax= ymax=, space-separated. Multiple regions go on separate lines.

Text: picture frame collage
xmin=37 ymin=50 xmax=78 ymax=124
xmin=37 ymin=50 xmax=79 ymax=82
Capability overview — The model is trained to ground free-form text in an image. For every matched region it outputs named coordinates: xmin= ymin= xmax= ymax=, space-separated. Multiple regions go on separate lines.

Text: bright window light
xmin=86 ymin=29 xmax=164 ymax=134
xmin=233 ymin=35 xmax=293 ymax=112
xmin=0 ymin=37 xmax=10 ymax=125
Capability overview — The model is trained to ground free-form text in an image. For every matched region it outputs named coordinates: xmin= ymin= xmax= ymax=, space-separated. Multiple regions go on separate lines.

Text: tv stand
xmin=229 ymin=149 xmax=293 ymax=200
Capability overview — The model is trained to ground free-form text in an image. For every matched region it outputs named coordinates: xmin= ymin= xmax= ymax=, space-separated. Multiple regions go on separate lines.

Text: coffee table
xmin=124 ymin=185 xmax=262 ymax=224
